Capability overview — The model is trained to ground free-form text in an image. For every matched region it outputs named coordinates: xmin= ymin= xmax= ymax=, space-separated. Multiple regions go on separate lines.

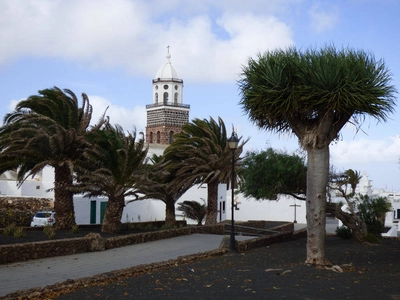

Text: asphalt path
xmin=0 ymin=220 xmax=339 ymax=298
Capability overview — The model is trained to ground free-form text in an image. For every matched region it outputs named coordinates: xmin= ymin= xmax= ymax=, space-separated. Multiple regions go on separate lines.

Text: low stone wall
xmin=0 ymin=209 xmax=33 ymax=228
xmin=0 ymin=197 xmax=53 ymax=227
xmin=0 ymin=237 xmax=94 ymax=264
xmin=126 ymin=220 xmax=187 ymax=230
xmin=237 ymin=231 xmax=293 ymax=252
xmin=225 ymin=220 xmax=294 ymax=236
xmin=233 ymin=222 xmax=295 ymax=252
xmin=242 ymin=220 xmax=294 ymax=232
xmin=105 ymin=224 xmax=225 ymax=249
xmin=0 ymin=197 xmax=53 ymax=211
xmin=0 ymin=223 xmax=297 ymax=265
xmin=0 ymin=224 xmax=226 ymax=265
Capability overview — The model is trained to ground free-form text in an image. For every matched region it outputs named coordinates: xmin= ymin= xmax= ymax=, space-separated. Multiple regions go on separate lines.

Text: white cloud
xmin=0 ymin=0 xmax=294 ymax=83
xmin=330 ymin=136 xmax=400 ymax=166
xmin=7 ymin=99 xmax=20 ymax=112
xmin=88 ymin=95 xmax=146 ymax=133
xmin=308 ymin=3 xmax=339 ymax=33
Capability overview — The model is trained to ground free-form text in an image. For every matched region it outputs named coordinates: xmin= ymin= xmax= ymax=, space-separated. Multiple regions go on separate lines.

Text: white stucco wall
xmin=72 ymin=183 xmax=227 ymax=225
xmin=229 ymin=193 xmax=306 ymax=223
xmin=0 ymin=181 xmax=20 ymax=196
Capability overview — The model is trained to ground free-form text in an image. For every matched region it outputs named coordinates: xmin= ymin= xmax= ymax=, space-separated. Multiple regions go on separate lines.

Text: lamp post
xmin=228 ymin=129 xmax=239 ymax=253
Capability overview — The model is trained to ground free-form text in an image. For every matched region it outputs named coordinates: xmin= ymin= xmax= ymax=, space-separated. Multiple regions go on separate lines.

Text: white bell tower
xmin=146 ymin=47 xmax=190 ymax=145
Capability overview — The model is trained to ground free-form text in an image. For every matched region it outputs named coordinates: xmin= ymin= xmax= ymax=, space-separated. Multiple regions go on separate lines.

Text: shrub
xmin=3 ymin=223 xmax=17 ymax=236
xmin=43 ymin=225 xmax=56 ymax=239
xmin=177 ymin=200 xmax=207 ymax=226
xmin=123 ymin=222 xmax=135 ymax=230
xmin=363 ymin=233 xmax=381 ymax=244
xmin=366 ymin=220 xmax=384 ymax=238
xmin=336 ymin=226 xmax=353 ymax=239
xmin=162 ymin=223 xmax=175 ymax=230
xmin=13 ymin=227 xmax=26 ymax=238
xmin=145 ymin=224 xmax=154 ymax=231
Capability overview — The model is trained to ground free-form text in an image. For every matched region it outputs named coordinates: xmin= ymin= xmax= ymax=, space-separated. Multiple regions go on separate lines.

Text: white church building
xmin=1 ymin=52 xmax=400 ymax=230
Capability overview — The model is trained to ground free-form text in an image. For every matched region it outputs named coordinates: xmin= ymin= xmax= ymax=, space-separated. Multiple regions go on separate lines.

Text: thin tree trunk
xmin=102 ymin=195 xmax=125 ymax=233
xmin=165 ymin=199 xmax=176 ymax=227
xmin=305 ymin=145 xmax=329 ymax=265
xmin=53 ymin=164 xmax=75 ymax=230
xmin=205 ymin=180 xmax=219 ymax=225
xmin=326 ymin=202 xmax=368 ymax=242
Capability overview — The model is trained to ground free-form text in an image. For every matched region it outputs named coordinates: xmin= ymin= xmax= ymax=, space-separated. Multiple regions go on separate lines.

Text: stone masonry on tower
xmin=146 ymin=49 xmax=190 ymax=145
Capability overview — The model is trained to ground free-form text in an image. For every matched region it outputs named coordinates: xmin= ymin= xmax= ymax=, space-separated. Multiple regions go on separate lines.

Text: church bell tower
xmin=145 ymin=48 xmax=190 ymax=145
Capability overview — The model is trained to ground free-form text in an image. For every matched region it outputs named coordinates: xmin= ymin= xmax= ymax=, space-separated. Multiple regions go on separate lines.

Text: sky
xmin=0 ymin=0 xmax=399 ymax=191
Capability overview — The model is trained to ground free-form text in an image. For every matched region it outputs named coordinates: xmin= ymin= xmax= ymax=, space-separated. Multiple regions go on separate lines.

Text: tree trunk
xmin=326 ymin=202 xmax=368 ymax=242
xmin=102 ymin=195 xmax=125 ymax=233
xmin=305 ymin=145 xmax=329 ymax=265
xmin=53 ymin=164 xmax=76 ymax=230
xmin=165 ymin=199 xmax=176 ymax=227
xmin=205 ymin=180 xmax=219 ymax=225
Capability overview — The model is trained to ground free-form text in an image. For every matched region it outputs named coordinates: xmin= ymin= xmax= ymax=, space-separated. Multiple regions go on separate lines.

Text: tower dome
xmin=155 ymin=53 xmax=179 ymax=79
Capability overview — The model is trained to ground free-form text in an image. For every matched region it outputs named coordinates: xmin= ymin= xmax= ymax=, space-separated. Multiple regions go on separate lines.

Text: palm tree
xmin=164 ymin=116 xmax=248 ymax=225
xmin=344 ymin=169 xmax=362 ymax=195
xmin=177 ymin=200 xmax=207 ymax=226
xmin=131 ymin=155 xmax=193 ymax=227
xmin=238 ymin=46 xmax=396 ymax=265
xmin=0 ymin=87 xmax=107 ymax=229
xmin=74 ymin=124 xmax=148 ymax=233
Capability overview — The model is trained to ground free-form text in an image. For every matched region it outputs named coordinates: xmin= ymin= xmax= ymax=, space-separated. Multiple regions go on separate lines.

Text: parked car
xmin=30 ymin=211 xmax=56 ymax=227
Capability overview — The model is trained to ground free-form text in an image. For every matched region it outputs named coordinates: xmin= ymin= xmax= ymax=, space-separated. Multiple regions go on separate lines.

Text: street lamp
xmin=228 ymin=129 xmax=239 ymax=253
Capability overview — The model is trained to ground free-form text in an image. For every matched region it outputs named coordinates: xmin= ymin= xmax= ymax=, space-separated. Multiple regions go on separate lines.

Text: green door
xmin=100 ymin=202 xmax=107 ymax=224
xmin=90 ymin=201 xmax=96 ymax=224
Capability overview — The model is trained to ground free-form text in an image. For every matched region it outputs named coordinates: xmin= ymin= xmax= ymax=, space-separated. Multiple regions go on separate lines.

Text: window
xmin=149 ymin=132 xmax=153 ymax=143
xmin=157 ymin=131 xmax=161 ymax=143
xmin=155 ymin=93 xmax=158 ymax=104
xmin=163 ymin=92 xmax=168 ymax=104
xmin=35 ymin=212 xmax=51 ymax=218
xmin=174 ymin=93 xmax=178 ymax=104
xmin=169 ymin=131 xmax=174 ymax=143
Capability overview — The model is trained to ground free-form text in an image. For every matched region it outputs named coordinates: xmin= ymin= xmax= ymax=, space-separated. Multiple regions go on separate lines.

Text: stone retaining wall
xmin=0 ymin=223 xmax=295 ymax=265
xmin=0 ymin=224 xmax=225 ymax=265
xmin=0 ymin=237 xmax=94 ymax=264
xmin=0 ymin=197 xmax=53 ymax=227
xmin=225 ymin=220 xmax=294 ymax=236
xmin=237 ymin=231 xmax=293 ymax=252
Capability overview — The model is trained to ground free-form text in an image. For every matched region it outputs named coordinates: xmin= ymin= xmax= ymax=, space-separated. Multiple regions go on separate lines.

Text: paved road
xmin=0 ymin=220 xmax=339 ymax=298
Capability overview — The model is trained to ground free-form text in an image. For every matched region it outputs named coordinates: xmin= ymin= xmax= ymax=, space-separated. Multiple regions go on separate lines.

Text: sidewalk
xmin=0 ymin=234 xmax=230 ymax=297
xmin=0 ymin=221 xmax=338 ymax=298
